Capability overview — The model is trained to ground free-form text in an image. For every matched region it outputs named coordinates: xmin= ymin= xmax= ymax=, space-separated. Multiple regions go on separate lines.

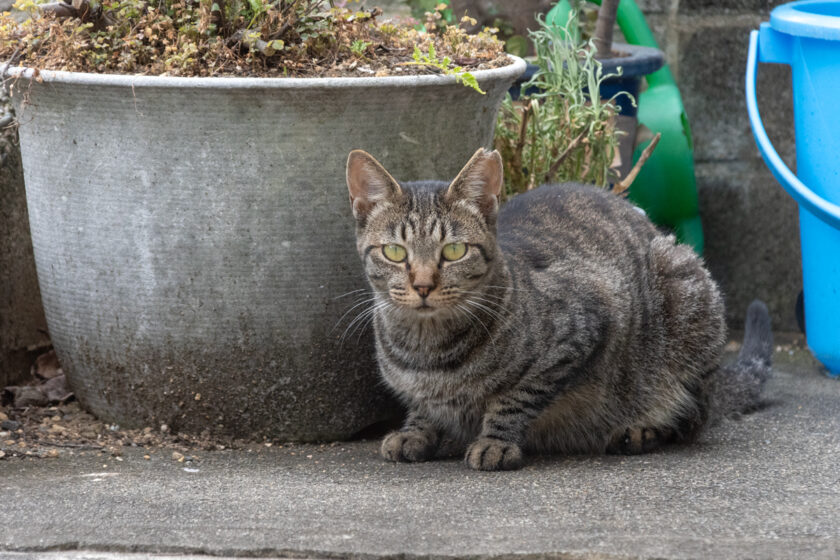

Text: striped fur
xmin=346 ymin=149 xmax=772 ymax=471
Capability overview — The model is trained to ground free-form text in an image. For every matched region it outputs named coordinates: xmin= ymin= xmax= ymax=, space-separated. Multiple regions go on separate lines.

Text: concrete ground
xmin=1 ymin=343 xmax=839 ymax=560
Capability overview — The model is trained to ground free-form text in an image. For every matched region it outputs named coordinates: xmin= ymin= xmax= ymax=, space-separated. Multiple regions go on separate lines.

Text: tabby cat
xmin=345 ymin=148 xmax=772 ymax=471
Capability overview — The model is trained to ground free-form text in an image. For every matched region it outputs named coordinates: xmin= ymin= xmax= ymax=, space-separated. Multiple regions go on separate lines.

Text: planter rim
xmin=596 ymin=42 xmax=665 ymax=78
xmin=5 ymin=55 xmax=525 ymax=89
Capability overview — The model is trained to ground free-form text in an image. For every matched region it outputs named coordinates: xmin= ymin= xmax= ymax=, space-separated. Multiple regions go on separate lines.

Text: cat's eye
xmin=442 ymin=242 xmax=467 ymax=261
xmin=382 ymin=244 xmax=407 ymax=263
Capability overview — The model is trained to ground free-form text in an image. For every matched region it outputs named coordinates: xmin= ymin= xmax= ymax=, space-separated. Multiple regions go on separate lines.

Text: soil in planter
xmin=0 ymin=1 xmax=509 ymax=78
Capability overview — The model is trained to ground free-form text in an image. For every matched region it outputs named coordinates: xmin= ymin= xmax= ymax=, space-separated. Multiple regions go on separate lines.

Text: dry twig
xmin=543 ymin=128 xmax=587 ymax=184
xmin=612 ymin=132 xmax=661 ymax=196
xmin=510 ymin=102 xmax=531 ymax=177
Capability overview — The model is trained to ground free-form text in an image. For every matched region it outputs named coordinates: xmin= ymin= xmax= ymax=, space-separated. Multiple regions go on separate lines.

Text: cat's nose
xmin=413 ymin=283 xmax=433 ymax=298
xmin=410 ymin=264 xmax=437 ymax=298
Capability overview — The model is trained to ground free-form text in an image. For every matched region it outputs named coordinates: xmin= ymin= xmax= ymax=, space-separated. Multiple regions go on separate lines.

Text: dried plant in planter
xmin=0 ymin=0 xmax=507 ymax=78
xmin=494 ymin=10 xmax=625 ymax=197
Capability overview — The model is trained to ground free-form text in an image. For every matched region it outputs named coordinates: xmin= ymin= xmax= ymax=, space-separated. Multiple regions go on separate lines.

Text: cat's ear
xmin=444 ymin=148 xmax=503 ymax=219
xmin=346 ymin=150 xmax=402 ymax=220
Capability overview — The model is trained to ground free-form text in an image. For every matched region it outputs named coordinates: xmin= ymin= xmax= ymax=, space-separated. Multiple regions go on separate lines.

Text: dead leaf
xmin=3 ymin=386 xmax=48 ymax=407
xmin=32 ymin=349 xmax=63 ymax=380
xmin=41 ymin=374 xmax=73 ymax=402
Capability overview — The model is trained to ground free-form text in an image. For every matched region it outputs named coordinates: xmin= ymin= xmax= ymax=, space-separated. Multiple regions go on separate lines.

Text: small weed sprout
xmin=350 ymin=39 xmax=370 ymax=58
xmin=407 ymin=43 xmax=484 ymax=94
xmin=494 ymin=9 xmax=631 ymax=196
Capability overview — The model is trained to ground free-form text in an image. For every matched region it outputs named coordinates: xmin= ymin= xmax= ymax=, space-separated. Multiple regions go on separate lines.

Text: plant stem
xmin=593 ymin=0 xmax=619 ymax=59
xmin=211 ymin=0 xmax=227 ymax=35
xmin=613 ymin=132 xmax=661 ymax=195
xmin=544 ymin=128 xmax=586 ymax=183
xmin=512 ymin=103 xmax=531 ymax=172
xmin=1 ymin=48 xmax=20 ymax=97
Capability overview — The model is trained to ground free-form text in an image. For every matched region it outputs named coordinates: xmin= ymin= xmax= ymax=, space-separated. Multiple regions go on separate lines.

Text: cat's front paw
xmin=381 ymin=430 xmax=436 ymax=463
xmin=465 ymin=437 xmax=523 ymax=471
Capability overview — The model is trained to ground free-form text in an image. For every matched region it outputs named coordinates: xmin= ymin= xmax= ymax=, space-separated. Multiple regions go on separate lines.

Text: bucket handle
xmin=746 ymin=29 xmax=840 ymax=229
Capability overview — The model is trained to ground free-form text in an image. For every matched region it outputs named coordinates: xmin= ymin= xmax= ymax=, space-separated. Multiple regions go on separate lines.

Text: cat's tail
xmin=704 ymin=300 xmax=773 ymax=423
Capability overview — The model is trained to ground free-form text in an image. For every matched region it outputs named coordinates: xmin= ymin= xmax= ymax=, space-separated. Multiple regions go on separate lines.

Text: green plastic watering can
xmin=548 ymin=0 xmax=703 ymax=253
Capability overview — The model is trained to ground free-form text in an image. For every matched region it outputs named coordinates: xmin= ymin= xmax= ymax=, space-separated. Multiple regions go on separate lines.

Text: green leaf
xmin=457 ymin=71 xmax=484 ymax=94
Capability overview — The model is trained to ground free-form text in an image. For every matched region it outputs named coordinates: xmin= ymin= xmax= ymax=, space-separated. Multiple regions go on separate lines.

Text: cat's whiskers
xmin=339 ymin=305 xmax=378 ymax=343
xmin=435 ymin=297 xmax=461 ymax=308
xmin=462 ymin=287 xmax=527 ymax=329
xmin=482 ymin=284 xmax=529 ymax=293
xmin=340 ymin=298 xmax=392 ymax=343
xmin=455 ymin=302 xmax=492 ymax=339
xmin=462 ymin=299 xmax=510 ymax=331
xmin=463 ymin=297 xmax=507 ymax=320
xmin=456 ymin=302 xmax=502 ymax=352
xmin=462 ymin=294 xmax=524 ymax=334
xmin=454 ymin=289 xmax=510 ymax=304
xmin=332 ymin=294 xmax=383 ymax=333
xmin=352 ymin=300 xmax=395 ymax=343
xmin=332 ymin=288 xmax=371 ymax=300
xmin=448 ymin=303 xmax=473 ymax=332
xmin=452 ymin=288 xmax=513 ymax=312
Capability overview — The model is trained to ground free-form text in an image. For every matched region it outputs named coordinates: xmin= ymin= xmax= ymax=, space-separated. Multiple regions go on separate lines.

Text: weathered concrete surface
xmin=0 ymin=122 xmax=49 ymax=388
xmin=1 ymin=555 xmax=291 ymax=560
xmin=1 ymin=346 xmax=838 ymax=560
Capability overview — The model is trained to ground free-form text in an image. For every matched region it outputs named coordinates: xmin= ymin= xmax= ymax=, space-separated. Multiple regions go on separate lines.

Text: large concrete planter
xmin=7 ymin=58 xmax=525 ymax=440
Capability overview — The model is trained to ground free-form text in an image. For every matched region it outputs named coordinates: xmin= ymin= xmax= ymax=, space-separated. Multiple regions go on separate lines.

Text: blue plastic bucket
xmin=746 ymin=0 xmax=840 ymax=376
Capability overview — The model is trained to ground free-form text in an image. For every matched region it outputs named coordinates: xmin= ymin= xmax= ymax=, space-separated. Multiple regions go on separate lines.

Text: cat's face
xmin=346 ymin=149 xmax=503 ymax=316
